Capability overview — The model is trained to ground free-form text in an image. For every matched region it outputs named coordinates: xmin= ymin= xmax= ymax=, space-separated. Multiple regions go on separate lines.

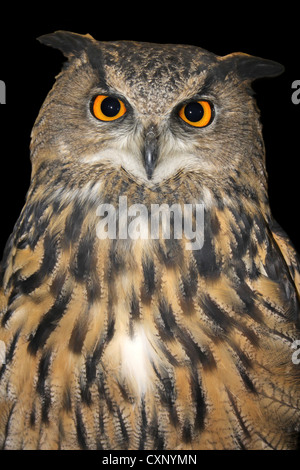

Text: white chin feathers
xmin=81 ymin=147 xmax=207 ymax=185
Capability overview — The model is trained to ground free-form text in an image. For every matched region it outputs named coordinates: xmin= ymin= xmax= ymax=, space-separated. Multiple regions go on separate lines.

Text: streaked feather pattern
xmin=0 ymin=33 xmax=299 ymax=449
xmin=1 ymin=159 xmax=299 ymax=449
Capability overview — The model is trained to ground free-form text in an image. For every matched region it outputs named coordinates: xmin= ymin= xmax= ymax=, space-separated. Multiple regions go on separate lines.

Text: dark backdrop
xmin=0 ymin=8 xmax=299 ymax=258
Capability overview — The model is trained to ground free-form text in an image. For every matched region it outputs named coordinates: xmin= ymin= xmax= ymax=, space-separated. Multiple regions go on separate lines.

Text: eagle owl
xmin=0 ymin=31 xmax=299 ymax=450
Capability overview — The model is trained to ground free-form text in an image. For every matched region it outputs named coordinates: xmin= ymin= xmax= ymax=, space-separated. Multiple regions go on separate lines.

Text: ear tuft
xmin=37 ymin=31 xmax=95 ymax=58
xmin=221 ymin=52 xmax=284 ymax=81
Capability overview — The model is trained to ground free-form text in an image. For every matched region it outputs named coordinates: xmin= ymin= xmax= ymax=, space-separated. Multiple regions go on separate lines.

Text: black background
xmin=0 ymin=6 xmax=299 ymax=460
xmin=0 ymin=6 xmax=299 ymax=258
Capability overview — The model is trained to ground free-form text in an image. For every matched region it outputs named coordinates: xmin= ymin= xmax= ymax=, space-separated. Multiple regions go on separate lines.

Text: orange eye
xmin=91 ymin=95 xmax=127 ymax=121
xmin=179 ymin=100 xmax=213 ymax=128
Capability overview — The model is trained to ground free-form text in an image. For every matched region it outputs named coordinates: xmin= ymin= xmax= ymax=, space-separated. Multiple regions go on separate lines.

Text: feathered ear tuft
xmin=37 ymin=31 xmax=96 ymax=58
xmin=221 ymin=52 xmax=284 ymax=81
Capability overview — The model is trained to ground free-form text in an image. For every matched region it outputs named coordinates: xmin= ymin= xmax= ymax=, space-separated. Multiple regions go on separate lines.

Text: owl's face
xmin=32 ymin=32 xmax=283 ymax=189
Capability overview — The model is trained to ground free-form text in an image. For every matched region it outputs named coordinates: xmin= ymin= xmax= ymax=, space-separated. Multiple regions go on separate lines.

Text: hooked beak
xmin=143 ymin=125 xmax=159 ymax=180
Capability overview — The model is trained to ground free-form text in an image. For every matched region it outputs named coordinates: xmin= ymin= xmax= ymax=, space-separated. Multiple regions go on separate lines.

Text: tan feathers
xmin=0 ymin=34 xmax=299 ymax=449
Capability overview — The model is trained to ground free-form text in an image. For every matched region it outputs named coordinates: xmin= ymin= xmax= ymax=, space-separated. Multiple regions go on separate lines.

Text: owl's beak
xmin=143 ymin=125 xmax=159 ymax=180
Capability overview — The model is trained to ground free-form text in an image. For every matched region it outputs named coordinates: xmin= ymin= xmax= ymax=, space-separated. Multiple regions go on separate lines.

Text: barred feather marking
xmin=0 ymin=36 xmax=299 ymax=450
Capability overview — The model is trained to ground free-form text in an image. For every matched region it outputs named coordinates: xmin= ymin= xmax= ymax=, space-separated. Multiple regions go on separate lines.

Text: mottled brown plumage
xmin=0 ymin=32 xmax=299 ymax=450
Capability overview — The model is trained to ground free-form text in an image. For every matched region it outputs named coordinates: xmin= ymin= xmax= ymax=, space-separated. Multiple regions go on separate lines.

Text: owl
xmin=0 ymin=31 xmax=299 ymax=451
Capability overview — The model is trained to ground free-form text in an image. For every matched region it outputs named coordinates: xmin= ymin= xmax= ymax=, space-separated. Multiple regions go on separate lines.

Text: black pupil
xmin=101 ymin=97 xmax=121 ymax=117
xmin=184 ymin=102 xmax=204 ymax=122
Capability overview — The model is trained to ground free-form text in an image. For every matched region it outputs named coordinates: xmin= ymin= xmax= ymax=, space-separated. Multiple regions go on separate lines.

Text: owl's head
xmin=32 ymin=31 xmax=283 ymax=188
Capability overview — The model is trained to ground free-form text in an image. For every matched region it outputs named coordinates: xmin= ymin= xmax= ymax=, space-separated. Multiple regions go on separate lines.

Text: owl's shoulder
xmin=269 ymin=219 xmax=300 ymax=298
